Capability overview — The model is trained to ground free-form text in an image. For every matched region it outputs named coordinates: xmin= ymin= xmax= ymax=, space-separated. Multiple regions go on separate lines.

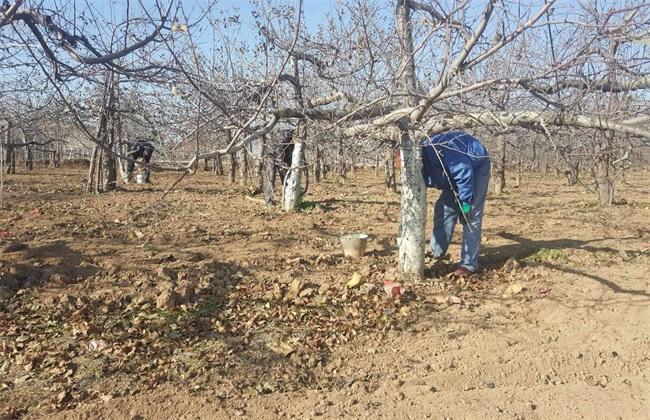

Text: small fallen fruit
xmin=443 ymin=295 xmax=462 ymax=304
xmin=88 ymin=340 xmax=108 ymax=351
xmin=503 ymin=283 xmax=525 ymax=297
xmin=346 ymin=272 xmax=365 ymax=288
xmin=383 ymin=280 xmax=404 ymax=297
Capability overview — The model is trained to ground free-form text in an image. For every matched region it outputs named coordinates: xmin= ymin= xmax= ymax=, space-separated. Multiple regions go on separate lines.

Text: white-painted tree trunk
xmin=282 ymin=142 xmax=303 ymax=212
xmin=398 ymin=132 xmax=427 ymax=277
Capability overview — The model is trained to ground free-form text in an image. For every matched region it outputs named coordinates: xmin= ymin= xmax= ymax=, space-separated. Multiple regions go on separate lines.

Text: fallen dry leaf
xmin=346 ymin=272 xmax=365 ymax=289
xmin=266 ymin=341 xmax=295 ymax=357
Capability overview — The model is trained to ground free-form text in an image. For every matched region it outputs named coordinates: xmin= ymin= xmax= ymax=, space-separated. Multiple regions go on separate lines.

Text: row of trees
xmin=1 ymin=0 xmax=649 ymax=276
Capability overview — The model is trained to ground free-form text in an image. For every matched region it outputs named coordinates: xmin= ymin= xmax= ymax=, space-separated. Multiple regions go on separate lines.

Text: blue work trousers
xmin=429 ymin=160 xmax=491 ymax=271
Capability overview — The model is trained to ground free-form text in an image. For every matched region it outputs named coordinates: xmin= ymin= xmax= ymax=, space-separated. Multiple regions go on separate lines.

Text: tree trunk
xmin=7 ymin=144 xmax=15 ymax=174
xmin=337 ymin=139 xmax=346 ymax=180
xmin=56 ymin=137 xmax=62 ymax=168
xmin=4 ymin=121 xmax=15 ymax=175
xmin=493 ymin=136 xmax=506 ymax=194
xmin=595 ymin=139 xmax=614 ymax=206
xmin=103 ymin=74 xmax=118 ymax=191
xmin=25 ymin=146 xmax=33 ymax=171
xmin=385 ymin=146 xmax=397 ymax=193
xmin=398 ymin=131 xmax=427 ymax=277
xmin=301 ymin=143 xmax=309 ymax=198
xmin=265 ymin=150 xmax=277 ymax=206
xmin=115 ymin=119 xmax=125 ymax=183
xmin=104 ymin=121 xmax=117 ymax=191
xmin=118 ymin=137 xmax=128 ymax=183
xmin=540 ymin=156 xmax=548 ymax=177
xmin=5 ymin=144 xmax=15 ymax=174
xmin=595 ymin=40 xmax=619 ymax=207
xmin=374 ymin=151 xmax=380 ymax=177
xmin=238 ymin=150 xmax=249 ymax=187
xmin=86 ymin=144 xmax=99 ymax=193
xmin=254 ymin=138 xmax=265 ymax=193
xmin=515 ymin=155 xmax=522 ymax=188
xmin=282 ymin=141 xmax=304 ymax=212
xmin=314 ymin=144 xmax=322 ymax=182
xmin=86 ymin=72 xmax=117 ymax=193
xmin=228 ymin=153 xmax=236 ymax=184
xmin=565 ymin=161 xmax=579 ymax=186
xmin=396 ymin=1 xmax=426 ymax=277
xmin=213 ymin=157 xmax=223 ymax=175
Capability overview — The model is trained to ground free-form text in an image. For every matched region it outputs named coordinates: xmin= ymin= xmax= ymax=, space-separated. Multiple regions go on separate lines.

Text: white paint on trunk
xmin=398 ymin=133 xmax=427 ymax=277
xmin=282 ymin=142 xmax=303 ymax=212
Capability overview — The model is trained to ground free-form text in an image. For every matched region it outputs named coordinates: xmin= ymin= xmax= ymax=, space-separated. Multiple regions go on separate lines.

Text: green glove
xmin=459 ymin=202 xmax=471 ymax=225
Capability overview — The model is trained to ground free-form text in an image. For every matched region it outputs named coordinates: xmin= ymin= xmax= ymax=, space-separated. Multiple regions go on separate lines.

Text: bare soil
xmin=1 ymin=166 xmax=649 ymax=420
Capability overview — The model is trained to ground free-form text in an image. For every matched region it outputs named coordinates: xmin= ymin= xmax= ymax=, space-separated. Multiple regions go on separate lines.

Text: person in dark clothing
xmin=126 ymin=137 xmax=155 ymax=183
xmin=279 ymin=140 xmax=295 ymax=183
xmin=264 ymin=129 xmax=296 ymax=206
xmin=421 ymin=131 xmax=491 ymax=277
xmin=268 ymin=129 xmax=295 ymax=183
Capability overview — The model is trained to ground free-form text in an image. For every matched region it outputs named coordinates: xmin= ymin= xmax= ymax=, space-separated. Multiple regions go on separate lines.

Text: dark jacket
xmin=130 ymin=139 xmax=155 ymax=159
xmin=421 ymin=131 xmax=489 ymax=204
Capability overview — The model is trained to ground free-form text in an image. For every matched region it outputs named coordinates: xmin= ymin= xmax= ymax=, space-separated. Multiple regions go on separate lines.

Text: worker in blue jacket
xmin=421 ymin=131 xmax=491 ymax=276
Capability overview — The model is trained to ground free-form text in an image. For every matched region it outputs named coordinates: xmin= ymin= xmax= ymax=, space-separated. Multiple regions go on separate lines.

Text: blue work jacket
xmin=421 ymin=131 xmax=490 ymax=204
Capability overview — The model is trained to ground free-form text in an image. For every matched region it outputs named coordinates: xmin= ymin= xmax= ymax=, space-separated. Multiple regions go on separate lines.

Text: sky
xmin=20 ymin=0 xmax=336 ymax=31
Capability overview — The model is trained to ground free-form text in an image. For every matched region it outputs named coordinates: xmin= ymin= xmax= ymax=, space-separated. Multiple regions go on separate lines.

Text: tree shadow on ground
xmin=485 ymin=231 xmax=649 ymax=298
xmin=1 ymin=240 xmax=100 ymax=297
xmin=177 ymin=187 xmax=225 ymax=195
xmin=320 ymin=197 xmax=400 ymax=207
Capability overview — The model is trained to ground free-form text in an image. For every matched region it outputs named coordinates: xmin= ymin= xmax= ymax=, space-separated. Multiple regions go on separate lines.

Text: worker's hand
xmin=459 ymin=202 xmax=471 ymax=225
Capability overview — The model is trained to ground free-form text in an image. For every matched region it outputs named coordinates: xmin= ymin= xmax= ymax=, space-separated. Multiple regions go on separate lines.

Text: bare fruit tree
xmin=160 ymin=0 xmax=649 ymax=276
xmin=3 ymin=1 xmax=649 ymax=277
xmin=1 ymin=0 xmax=185 ymax=192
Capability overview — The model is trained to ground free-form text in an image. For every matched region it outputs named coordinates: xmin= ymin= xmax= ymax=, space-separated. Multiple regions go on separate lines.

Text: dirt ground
xmin=1 ymin=165 xmax=648 ymax=420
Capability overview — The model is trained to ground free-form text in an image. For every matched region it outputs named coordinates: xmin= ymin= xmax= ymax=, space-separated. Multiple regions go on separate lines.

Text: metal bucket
xmin=135 ymin=173 xmax=146 ymax=184
xmin=339 ymin=234 xmax=368 ymax=258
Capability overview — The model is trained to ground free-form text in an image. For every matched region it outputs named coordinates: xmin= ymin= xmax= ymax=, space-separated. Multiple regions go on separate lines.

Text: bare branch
xmin=412 ymin=0 xmax=499 ymax=121
xmin=0 ymin=0 xmax=25 ymax=28
xmin=10 ymin=1 xmax=173 ymax=65
xmin=290 ymin=50 xmax=327 ymax=74
xmin=422 ymin=110 xmax=650 ymax=138
xmin=186 ymin=115 xmax=280 ymax=166
xmin=459 ymin=0 xmax=556 ymax=71
xmin=531 ymin=76 xmax=650 ymax=95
